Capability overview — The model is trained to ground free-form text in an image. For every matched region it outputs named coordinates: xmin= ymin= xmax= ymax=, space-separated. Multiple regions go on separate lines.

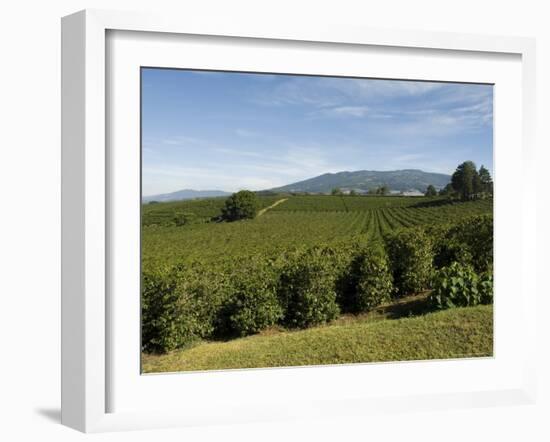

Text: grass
xmin=141 ymin=301 xmax=493 ymax=373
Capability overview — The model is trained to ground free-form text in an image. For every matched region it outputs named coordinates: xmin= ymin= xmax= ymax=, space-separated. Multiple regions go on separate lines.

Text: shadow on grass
xmin=374 ymin=292 xmax=436 ymax=320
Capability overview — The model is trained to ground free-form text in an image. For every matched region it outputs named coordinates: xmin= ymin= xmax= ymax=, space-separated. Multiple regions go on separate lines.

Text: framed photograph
xmin=61 ymin=9 xmax=537 ymax=433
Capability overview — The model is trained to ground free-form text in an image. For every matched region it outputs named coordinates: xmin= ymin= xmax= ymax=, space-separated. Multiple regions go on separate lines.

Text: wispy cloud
xmin=234 ymin=128 xmax=258 ymax=137
xmin=253 ymin=77 xmax=446 ymax=109
xmin=313 ymin=105 xmax=370 ymax=118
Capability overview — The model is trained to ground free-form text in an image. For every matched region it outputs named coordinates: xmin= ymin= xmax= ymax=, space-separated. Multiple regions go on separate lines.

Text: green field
xmin=142 ymin=195 xmax=283 ymax=226
xmin=141 ymin=194 xmax=493 ymax=371
xmin=142 ymin=195 xmax=492 ymax=269
xmin=142 ymin=299 xmax=493 ymax=373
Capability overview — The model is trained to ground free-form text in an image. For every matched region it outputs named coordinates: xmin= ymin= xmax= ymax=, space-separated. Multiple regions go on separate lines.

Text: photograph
xmin=140 ymin=68 xmax=494 ymax=373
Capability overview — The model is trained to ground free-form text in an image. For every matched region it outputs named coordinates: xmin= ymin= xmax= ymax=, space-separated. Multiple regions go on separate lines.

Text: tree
xmin=478 ymin=165 xmax=493 ymax=196
xmin=331 ymin=187 xmax=343 ymax=196
xmin=221 ymin=190 xmax=259 ymax=221
xmin=439 ymin=183 xmax=454 ymax=197
xmin=451 ymin=161 xmax=477 ymax=200
xmin=425 ymin=185 xmax=437 ymax=197
xmin=377 ymin=185 xmax=390 ymax=195
xmin=349 ymin=189 xmax=357 ymax=196
xmin=472 ymin=169 xmax=482 ymax=197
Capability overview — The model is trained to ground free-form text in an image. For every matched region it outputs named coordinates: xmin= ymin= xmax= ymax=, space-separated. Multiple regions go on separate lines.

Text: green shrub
xmin=141 ymin=263 xmax=229 ymax=353
xmin=173 ymin=211 xmax=197 ymax=226
xmin=221 ymin=190 xmax=260 ymax=221
xmin=428 ymin=262 xmax=493 ymax=309
xmin=350 ymin=246 xmax=394 ymax=312
xmin=218 ymin=260 xmax=283 ymax=337
xmin=478 ymin=269 xmax=494 ymax=305
xmin=432 ymin=215 xmax=493 ymax=272
xmin=385 ymin=228 xmax=433 ymax=296
xmin=278 ymin=247 xmax=340 ymax=328
xmin=141 ymin=266 xmax=180 ymax=353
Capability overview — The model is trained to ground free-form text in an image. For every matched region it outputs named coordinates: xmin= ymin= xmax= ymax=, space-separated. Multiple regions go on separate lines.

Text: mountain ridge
xmin=142 ymin=189 xmax=231 ymax=203
xmin=142 ymin=169 xmax=452 ymax=202
xmin=268 ymin=169 xmax=451 ymax=193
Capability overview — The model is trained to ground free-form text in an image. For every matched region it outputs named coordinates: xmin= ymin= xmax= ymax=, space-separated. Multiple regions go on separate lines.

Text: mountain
xmin=269 ymin=169 xmax=451 ymax=193
xmin=142 ymin=189 xmax=231 ymax=203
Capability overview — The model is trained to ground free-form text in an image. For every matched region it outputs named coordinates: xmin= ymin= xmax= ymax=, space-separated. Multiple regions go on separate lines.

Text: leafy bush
xmin=141 ymin=263 xmax=229 ymax=353
xmin=218 ymin=260 xmax=283 ymax=337
xmin=278 ymin=247 xmax=340 ymax=328
xmin=478 ymin=269 xmax=494 ymax=305
xmin=385 ymin=228 xmax=433 ymax=296
xmin=173 ymin=211 xmax=197 ymax=226
xmin=428 ymin=262 xmax=493 ymax=309
xmin=349 ymin=246 xmax=394 ymax=312
xmin=432 ymin=215 xmax=493 ymax=272
xmin=221 ymin=190 xmax=260 ymax=221
xmin=141 ymin=266 xmax=180 ymax=353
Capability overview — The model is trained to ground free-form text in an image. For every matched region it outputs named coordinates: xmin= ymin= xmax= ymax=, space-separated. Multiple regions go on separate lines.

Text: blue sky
xmin=142 ymin=68 xmax=493 ymax=196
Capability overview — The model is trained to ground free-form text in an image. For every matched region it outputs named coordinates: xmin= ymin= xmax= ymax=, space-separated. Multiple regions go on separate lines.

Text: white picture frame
xmin=61 ymin=9 xmax=537 ymax=433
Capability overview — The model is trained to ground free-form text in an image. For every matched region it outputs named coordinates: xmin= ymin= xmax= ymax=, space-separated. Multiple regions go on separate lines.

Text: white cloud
xmin=314 ymin=105 xmax=370 ymax=118
xmin=158 ymin=135 xmax=214 ymax=147
xmin=253 ymin=76 xmax=491 ymax=121
xmin=234 ymin=128 xmax=258 ymax=137
xmin=213 ymin=147 xmax=266 ymax=158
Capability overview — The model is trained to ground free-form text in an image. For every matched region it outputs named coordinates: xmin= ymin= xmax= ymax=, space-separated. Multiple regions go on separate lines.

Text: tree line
xmin=425 ymin=161 xmax=493 ymax=200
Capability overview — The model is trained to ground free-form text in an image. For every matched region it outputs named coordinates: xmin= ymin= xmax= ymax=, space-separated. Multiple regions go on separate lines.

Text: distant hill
xmin=142 ymin=189 xmax=231 ymax=203
xmin=269 ymin=169 xmax=451 ymax=193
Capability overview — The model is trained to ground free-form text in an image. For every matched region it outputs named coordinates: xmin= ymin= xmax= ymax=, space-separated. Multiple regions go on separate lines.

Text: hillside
xmin=269 ymin=169 xmax=451 ymax=193
xmin=142 ymin=303 xmax=493 ymax=372
xmin=142 ymin=189 xmax=231 ymax=203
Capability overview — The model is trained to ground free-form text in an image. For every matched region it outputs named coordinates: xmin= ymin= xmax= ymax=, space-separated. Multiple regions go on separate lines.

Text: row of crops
xmin=142 ymin=197 xmax=493 ymax=269
xmin=142 ymin=213 xmax=494 ymax=353
xmin=141 ymin=195 xmax=494 ymax=354
xmin=270 ymin=195 xmax=426 ymax=212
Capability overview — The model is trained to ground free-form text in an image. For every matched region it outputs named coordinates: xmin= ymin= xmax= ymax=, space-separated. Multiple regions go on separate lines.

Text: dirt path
xmin=257 ymin=198 xmax=288 ymax=216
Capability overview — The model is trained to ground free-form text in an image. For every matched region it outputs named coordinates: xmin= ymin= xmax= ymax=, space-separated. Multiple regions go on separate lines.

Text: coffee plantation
xmin=141 ymin=194 xmax=493 ymax=357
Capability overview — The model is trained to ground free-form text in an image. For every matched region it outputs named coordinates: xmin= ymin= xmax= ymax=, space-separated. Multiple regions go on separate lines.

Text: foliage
xmin=141 ymin=266 xmax=180 ymax=353
xmin=385 ymin=228 xmax=433 ymax=296
xmin=142 ymin=198 xmax=493 ymax=270
xmin=451 ymin=161 xmax=478 ymax=200
xmin=221 ymin=190 xmax=260 ymax=221
xmin=368 ymin=185 xmax=390 ymax=195
xmin=141 ymin=191 xmax=494 ymax=355
xmin=141 ymin=264 xmax=228 ymax=353
xmin=271 ymin=195 xmax=424 ymax=212
xmin=142 ymin=195 xmax=281 ymax=226
xmin=478 ymin=165 xmax=493 ymax=196
xmin=432 ymin=215 xmax=493 ymax=273
xmin=346 ymin=246 xmax=394 ymax=312
xmin=438 ymin=183 xmax=455 ymax=197
xmin=173 ymin=211 xmax=197 ymax=226
xmin=278 ymin=247 xmax=340 ymax=328
xmin=218 ymin=261 xmax=283 ymax=337
xmin=425 ymin=184 xmax=437 ymax=197
xmin=478 ymin=269 xmax=494 ymax=305
xmin=428 ymin=262 xmax=493 ymax=309
xmin=450 ymin=161 xmax=493 ymax=200
xmin=331 ymin=187 xmax=343 ymax=196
